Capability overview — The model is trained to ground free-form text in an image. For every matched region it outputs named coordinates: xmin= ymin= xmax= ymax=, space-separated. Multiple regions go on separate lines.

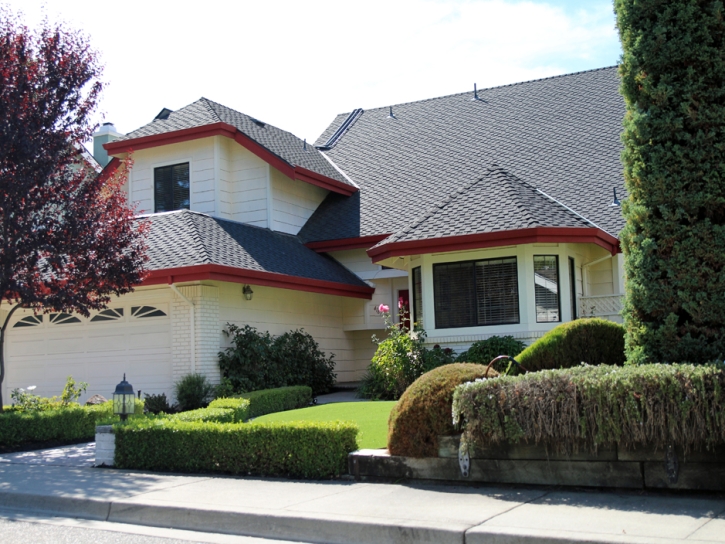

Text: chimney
xmin=93 ymin=122 xmax=123 ymax=167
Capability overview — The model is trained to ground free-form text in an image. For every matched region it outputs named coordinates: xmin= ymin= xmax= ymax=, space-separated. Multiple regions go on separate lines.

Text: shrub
xmin=615 ymin=0 xmax=725 ymax=364
xmin=236 ymin=386 xmax=312 ymax=419
xmin=144 ymin=393 xmax=174 ymax=415
xmin=218 ymin=324 xmax=336 ymax=395
xmin=207 ymin=397 xmax=251 ymax=421
xmin=174 ymin=373 xmax=215 ymax=411
xmin=0 ymin=399 xmax=143 ymax=448
xmin=456 ymin=336 xmax=526 ymax=368
xmin=453 ymin=363 xmax=725 ymax=455
xmin=388 ymin=364 xmax=494 ymax=458
xmin=168 ymin=407 xmax=236 ymax=424
xmin=515 ymin=318 xmax=625 ymax=372
xmin=114 ymin=419 xmax=358 ymax=479
xmin=422 ymin=345 xmax=456 ymax=373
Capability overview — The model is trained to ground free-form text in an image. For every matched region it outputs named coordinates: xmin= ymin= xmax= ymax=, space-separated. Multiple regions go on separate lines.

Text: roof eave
xmin=143 ymin=263 xmax=374 ymax=299
xmin=367 ymin=227 xmax=621 ymax=263
xmin=104 ymin=122 xmax=357 ymax=196
xmin=305 ymin=234 xmax=390 ymax=253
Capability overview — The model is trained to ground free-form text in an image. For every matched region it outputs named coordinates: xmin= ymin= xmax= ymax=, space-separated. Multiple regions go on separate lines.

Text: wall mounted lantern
xmin=113 ymin=374 xmax=135 ymax=421
xmin=243 ymin=285 xmax=254 ymax=301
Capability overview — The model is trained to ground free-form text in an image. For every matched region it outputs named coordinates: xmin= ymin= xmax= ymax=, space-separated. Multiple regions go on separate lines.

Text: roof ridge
xmin=483 ymin=166 xmax=541 ymax=227
xmin=337 ymin=65 xmax=619 ymax=117
xmin=181 ymin=210 xmax=213 ymax=264
xmin=198 ymin=97 xmax=223 ymax=123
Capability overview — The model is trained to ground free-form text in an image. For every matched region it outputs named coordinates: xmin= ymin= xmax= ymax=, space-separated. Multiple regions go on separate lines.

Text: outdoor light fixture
xmin=243 ymin=284 xmax=254 ymax=301
xmin=113 ymin=374 xmax=135 ymax=421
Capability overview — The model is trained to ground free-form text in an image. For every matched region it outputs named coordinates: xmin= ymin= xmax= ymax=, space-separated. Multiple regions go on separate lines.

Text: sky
xmin=4 ymin=0 xmax=622 ymax=147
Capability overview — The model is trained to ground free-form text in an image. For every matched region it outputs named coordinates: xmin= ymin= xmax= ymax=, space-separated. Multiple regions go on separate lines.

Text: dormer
xmin=101 ymin=98 xmax=357 ymax=235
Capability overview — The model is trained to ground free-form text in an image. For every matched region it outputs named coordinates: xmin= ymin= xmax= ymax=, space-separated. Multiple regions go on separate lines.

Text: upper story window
xmin=534 ymin=255 xmax=561 ymax=323
xmin=433 ymin=257 xmax=519 ymax=329
xmin=154 ymin=163 xmax=190 ymax=213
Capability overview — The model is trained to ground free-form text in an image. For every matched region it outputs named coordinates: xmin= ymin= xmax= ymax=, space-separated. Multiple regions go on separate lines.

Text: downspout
xmin=169 ymin=284 xmax=195 ymax=373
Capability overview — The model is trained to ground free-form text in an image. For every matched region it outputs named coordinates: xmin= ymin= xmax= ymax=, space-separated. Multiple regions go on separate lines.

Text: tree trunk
xmin=0 ymin=304 xmax=21 ymax=411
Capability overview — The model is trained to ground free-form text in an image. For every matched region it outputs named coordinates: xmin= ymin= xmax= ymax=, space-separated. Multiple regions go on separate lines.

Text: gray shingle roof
xmin=301 ymin=66 xmax=626 ymax=243
xmin=375 ymin=167 xmax=592 ymax=247
xmin=142 ymin=210 xmax=369 ymax=288
xmin=120 ymin=98 xmax=353 ymax=189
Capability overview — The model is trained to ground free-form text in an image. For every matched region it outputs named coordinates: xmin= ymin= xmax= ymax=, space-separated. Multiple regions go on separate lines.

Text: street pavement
xmin=0 ymin=451 xmax=723 ymax=544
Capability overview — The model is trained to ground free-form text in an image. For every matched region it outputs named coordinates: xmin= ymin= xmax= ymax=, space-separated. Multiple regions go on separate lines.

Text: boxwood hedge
xmin=114 ymin=419 xmax=358 ymax=478
xmin=233 ymin=385 xmax=312 ymax=419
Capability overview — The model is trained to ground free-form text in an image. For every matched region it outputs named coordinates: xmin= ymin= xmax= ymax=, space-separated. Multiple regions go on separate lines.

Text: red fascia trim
xmin=142 ymin=264 xmax=374 ymax=300
xmin=306 ymin=234 xmax=390 ymax=253
xmin=367 ymin=227 xmax=620 ymax=262
xmin=104 ymin=123 xmax=357 ymax=196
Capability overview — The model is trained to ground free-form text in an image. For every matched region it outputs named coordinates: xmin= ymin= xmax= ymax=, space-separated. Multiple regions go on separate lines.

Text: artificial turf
xmin=252 ymin=401 xmax=396 ymax=449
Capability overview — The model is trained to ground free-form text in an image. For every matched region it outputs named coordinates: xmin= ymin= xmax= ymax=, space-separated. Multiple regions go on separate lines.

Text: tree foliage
xmin=0 ymin=9 xmax=148 ymax=407
xmin=615 ymin=0 xmax=725 ymax=363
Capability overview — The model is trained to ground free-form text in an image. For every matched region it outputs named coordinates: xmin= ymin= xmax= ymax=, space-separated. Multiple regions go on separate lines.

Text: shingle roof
xmin=301 ymin=66 xmax=626 ymax=243
xmin=120 ymin=98 xmax=353 ymax=189
xmin=141 ymin=210 xmax=369 ymax=288
xmin=375 ymin=167 xmax=592 ymax=247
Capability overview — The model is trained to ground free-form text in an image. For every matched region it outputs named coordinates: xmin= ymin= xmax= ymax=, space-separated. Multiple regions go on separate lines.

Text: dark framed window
xmin=534 ymin=255 xmax=561 ymax=323
xmin=412 ymin=267 xmax=423 ymax=327
xmin=154 ymin=162 xmax=190 ymax=213
xmin=433 ymin=257 xmax=519 ymax=329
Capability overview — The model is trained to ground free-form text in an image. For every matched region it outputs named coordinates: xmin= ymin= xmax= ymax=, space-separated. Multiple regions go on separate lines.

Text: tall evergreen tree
xmin=615 ymin=0 xmax=725 ymax=363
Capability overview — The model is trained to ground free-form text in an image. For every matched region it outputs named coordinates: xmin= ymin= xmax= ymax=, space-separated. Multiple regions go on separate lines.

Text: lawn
xmin=252 ymin=401 xmax=396 ymax=449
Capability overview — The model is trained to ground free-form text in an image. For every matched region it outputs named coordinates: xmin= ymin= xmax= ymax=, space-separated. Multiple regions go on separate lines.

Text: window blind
xmin=412 ymin=267 xmax=423 ymax=327
xmin=534 ymin=255 xmax=561 ymax=323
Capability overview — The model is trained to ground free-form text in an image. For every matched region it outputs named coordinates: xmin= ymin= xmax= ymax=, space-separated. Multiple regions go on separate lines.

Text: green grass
xmin=252 ymin=401 xmax=396 ymax=449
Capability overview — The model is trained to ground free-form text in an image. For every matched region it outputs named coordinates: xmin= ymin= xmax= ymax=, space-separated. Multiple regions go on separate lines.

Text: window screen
xmin=412 ymin=267 xmax=423 ymax=327
xmin=433 ymin=257 xmax=519 ymax=329
xmin=154 ymin=163 xmax=190 ymax=213
xmin=534 ymin=255 xmax=561 ymax=323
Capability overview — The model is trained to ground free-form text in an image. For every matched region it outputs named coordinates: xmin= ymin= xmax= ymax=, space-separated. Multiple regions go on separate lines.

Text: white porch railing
xmin=578 ymin=294 xmax=624 ymax=322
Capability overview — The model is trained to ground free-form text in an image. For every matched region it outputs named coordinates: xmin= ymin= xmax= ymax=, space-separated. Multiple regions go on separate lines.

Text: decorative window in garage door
xmin=131 ymin=306 xmax=167 ymax=319
xmin=49 ymin=313 xmax=82 ymax=325
xmin=13 ymin=315 xmax=43 ymax=328
xmin=90 ymin=308 xmax=124 ymax=322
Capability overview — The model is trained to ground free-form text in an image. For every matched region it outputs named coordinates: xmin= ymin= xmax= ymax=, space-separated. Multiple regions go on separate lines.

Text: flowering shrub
xmin=359 ymin=305 xmax=454 ymax=400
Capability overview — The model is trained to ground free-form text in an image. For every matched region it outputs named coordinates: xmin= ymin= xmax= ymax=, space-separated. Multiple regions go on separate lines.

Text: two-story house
xmin=2 ymin=66 xmax=626 ymax=402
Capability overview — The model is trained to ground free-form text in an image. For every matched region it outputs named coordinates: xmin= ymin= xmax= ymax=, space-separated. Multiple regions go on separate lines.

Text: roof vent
xmin=610 ymin=187 xmax=621 ymax=207
xmin=472 ymin=83 xmax=482 ymax=101
xmin=303 ymin=138 xmax=308 ymax=152
xmin=317 ymin=108 xmax=364 ymax=150
xmin=250 ymin=117 xmax=266 ymax=128
xmin=388 ymin=106 xmax=396 ymax=119
xmin=154 ymin=108 xmax=173 ymax=121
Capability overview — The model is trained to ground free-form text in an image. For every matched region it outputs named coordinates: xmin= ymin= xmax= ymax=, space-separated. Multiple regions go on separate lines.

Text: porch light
xmin=243 ymin=284 xmax=254 ymax=301
xmin=113 ymin=374 xmax=135 ymax=421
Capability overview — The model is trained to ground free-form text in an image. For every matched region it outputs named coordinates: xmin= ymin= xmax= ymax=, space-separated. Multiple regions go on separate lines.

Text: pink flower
xmin=378 ymin=304 xmax=390 ymax=313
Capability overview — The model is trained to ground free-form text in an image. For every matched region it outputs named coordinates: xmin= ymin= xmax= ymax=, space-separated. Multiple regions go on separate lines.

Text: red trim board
xmin=306 ymin=234 xmax=390 ymax=253
xmin=367 ymin=227 xmax=620 ymax=262
xmin=143 ymin=264 xmax=374 ymax=300
xmin=104 ymin=123 xmax=357 ymax=196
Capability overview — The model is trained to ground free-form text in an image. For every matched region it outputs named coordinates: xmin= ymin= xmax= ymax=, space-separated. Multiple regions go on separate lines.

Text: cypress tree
xmin=615 ymin=0 xmax=725 ymax=363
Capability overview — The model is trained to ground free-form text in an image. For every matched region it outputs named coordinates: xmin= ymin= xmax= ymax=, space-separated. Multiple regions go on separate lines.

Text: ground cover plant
xmin=219 ymin=325 xmax=335 ymax=395
xmin=615 ymin=0 xmax=725 ymax=364
xmin=453 ymin=363 xmax=725 ymax=455
xmin=253 ymin=401 xmax=395 ymax=449
xmin=515 ymin=318 xmax=625 ymax=372
xmin=388 ymin=364 xmax=494 ymax=457
xmin=113 ymin=418 xmax=358 ymax=478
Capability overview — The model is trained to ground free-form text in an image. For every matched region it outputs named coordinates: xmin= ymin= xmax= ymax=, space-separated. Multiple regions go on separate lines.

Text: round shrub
xmin=455 ymin=336 xmax=526 ymax=365
xmin=516 ymin=318 xmax=625 ymax=372
xmin=387 ymin=363 xmax=497 ymax=458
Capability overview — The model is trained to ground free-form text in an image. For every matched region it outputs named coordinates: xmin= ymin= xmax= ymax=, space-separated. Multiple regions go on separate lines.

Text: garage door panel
xmin=7 ymin=336 xmax=47 ymax=357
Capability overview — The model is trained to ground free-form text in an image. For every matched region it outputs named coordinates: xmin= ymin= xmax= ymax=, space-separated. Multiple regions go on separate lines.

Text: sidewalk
xmin=0 ymin=451 xmax=723 ymax=544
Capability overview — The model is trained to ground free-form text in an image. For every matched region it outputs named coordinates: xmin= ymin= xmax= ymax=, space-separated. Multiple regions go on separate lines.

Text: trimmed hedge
xmin=168 ymin=407 xmax=236 ymax=424
xmin=516 ymin=318 xmax=625 ymax=371
xmin=114 ymin=419 xmax=358 ymax=478
xmin=0 ymin=400 xmax=143 ymax=448
xmin=388 ymin=364 xmax=495 ymax=458
xmin=235 ymin=386 xmax=312 ymax=419
xmin=453 ymin=363 xmax=725 ymax=455
xmin=206 ymin=397 xmax=251 ymax=421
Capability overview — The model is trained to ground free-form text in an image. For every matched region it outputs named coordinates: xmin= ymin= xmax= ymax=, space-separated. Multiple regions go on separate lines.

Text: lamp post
xmin=113 ymin=374 xmax=135 ymax=422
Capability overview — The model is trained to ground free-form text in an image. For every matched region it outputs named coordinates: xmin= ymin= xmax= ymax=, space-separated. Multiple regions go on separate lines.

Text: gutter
xmin=169 ymin=284 xmax=195 ymax=373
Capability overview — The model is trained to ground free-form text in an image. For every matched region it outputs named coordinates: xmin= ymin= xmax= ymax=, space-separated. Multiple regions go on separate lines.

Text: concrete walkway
xmin=0 ymin=460 xmax=723 ymax=544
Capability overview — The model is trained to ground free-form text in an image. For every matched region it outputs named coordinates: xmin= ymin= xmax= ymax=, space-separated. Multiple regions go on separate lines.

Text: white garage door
xmin=4 ymin=299 xmax=173 ymax=403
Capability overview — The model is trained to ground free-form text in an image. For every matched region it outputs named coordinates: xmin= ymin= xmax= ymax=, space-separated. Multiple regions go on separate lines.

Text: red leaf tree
xmin=0 ymin=10 xmax=148 ymax=409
